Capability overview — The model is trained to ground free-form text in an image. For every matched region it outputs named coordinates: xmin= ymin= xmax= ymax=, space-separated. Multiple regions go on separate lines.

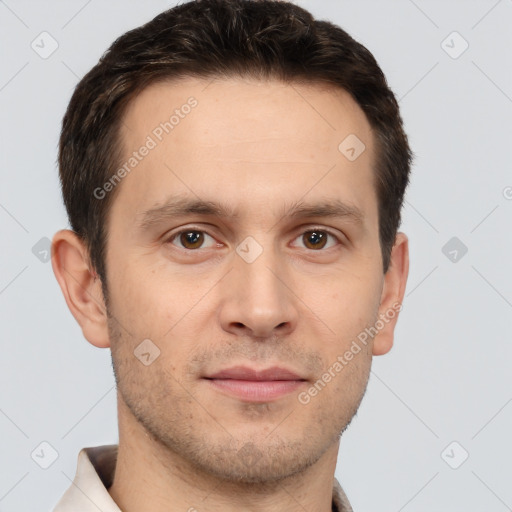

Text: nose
xmin=218 ymin=243 xmax=299 ymax=339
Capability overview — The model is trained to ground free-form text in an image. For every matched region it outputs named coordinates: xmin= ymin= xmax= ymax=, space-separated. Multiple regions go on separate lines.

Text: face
xmin=103 ymin=77 xmax=388 ymax=483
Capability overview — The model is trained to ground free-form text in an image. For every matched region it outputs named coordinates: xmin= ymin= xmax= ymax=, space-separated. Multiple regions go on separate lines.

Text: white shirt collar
xmin=53 ymin=445 xmax=120 ymax=512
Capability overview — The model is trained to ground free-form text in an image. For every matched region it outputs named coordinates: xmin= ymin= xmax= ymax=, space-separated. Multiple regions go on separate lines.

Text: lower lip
xmin=204 ymin=379 xmax=305 ymax=401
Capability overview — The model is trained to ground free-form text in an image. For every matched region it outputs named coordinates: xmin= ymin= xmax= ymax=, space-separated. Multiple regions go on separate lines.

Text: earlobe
xmin=372 ymin=232 xmax=409 ymax=356
xmin=51 ymin=229 xmax=111 ymax=348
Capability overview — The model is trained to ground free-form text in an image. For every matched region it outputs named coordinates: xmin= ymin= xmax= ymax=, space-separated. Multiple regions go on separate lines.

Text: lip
xmin=206 ymin=365 xmax=305 ymax=381
xmin=203 ymin=365 xmax=307 ymax=402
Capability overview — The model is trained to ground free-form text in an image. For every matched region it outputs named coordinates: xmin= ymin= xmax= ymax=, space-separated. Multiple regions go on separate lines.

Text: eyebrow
xmin=136 ymin=195 xmax=365 ymax=231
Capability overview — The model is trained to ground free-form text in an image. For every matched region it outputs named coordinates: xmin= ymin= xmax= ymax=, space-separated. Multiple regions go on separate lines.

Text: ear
xmin=372 ymin=232 xmax=409 ymax=356
xmin=51 ymin=229 xmax=111 ymax=348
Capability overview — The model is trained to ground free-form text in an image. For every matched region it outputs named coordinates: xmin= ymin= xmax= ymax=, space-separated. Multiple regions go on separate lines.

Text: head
xmin=53 ymin=0 xmax=411 ymax=484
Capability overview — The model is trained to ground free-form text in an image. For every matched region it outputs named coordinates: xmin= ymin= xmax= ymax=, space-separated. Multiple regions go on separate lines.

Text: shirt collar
xmin=53 ymin=445 xmax=121 ymax=512
xmin=53 ymin=445 xmax=353 ymax=512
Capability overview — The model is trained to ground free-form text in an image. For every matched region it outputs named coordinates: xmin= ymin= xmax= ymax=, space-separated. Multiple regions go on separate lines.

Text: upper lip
xmin=205 ymin=365 xmax=305 ymax=381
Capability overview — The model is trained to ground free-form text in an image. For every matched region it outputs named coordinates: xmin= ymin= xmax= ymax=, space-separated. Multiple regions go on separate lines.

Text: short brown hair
xmin=58 ymin=0 xmax=413 ymax=300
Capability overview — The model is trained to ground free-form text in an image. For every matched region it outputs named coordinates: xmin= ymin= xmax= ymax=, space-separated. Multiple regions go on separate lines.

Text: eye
xmin=166 ymin=228 xmax=217 ymax=250
xmin=292 ymin=228 xmax=341 ymax=251
xmin=165 ymin=226 xmax=342 ymax=252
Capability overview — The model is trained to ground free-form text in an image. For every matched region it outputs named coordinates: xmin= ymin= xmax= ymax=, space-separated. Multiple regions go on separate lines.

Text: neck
xmin=108 ymin=396 xmax=340 ymax=512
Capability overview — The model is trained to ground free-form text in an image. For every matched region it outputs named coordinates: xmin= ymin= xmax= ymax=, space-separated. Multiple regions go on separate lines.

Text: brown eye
xmin=303 ymin=230 xmax=328 ymax=250
xmin=292 ymin=228 xmax=340 ymax=251
xmin=179 ymin=231 xmax=204 ymax=249
xmin=167 ymin=229 xmax=216 ymax=250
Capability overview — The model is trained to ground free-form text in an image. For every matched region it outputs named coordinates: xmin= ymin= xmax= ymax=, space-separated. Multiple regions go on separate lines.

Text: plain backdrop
xmin=1 ymin=1 xmax=511 ymax=510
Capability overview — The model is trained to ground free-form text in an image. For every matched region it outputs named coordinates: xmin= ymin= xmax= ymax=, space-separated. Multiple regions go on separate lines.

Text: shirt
xmin=53 ymin=445 xmax=353 ymax=512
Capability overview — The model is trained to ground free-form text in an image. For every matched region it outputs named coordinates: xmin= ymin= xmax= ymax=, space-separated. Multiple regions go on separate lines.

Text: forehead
xmin=120 ymin=76 xmax=373 ymax=153
xmin=111 ymin=76 xmax=377 ymax=227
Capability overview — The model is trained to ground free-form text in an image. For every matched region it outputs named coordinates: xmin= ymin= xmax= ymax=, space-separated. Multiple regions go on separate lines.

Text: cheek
xmin=325 ymin=272 xmax=381 ymax=325
xmin=108 ymin=258 xmax=176 ymax=334
xmin=316 ymin=279 xmax=381 ymax=370
xmin=107 ymin=259 xmax=219 ymax=365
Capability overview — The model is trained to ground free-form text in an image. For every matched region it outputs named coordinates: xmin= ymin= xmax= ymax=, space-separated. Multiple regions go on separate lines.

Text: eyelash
xmin=165 ymin=226 xmax=343 ymax=251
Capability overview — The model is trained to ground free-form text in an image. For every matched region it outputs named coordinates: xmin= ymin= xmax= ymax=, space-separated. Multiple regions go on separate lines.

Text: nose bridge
xmin=239 ymin=240 xmax=283 ymax=299
xmin=219 ymin=235 xmax=298 ymax=337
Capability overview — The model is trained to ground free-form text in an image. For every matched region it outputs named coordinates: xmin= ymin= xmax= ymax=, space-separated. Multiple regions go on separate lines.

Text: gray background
xmin=1 ymin=0 xmax=511 ymax=510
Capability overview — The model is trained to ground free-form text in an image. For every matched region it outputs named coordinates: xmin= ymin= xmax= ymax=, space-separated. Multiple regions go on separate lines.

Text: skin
xmin=52 ymin=77 xmax=409 ymax=512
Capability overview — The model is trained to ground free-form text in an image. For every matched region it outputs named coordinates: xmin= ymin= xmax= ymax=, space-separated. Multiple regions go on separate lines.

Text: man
xmin=51 ymin=0 xmax=411 ymax=510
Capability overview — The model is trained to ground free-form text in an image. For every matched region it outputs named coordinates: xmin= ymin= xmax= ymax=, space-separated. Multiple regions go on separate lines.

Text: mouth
xmin=203 ymin=365 xmax=308 ymax=402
